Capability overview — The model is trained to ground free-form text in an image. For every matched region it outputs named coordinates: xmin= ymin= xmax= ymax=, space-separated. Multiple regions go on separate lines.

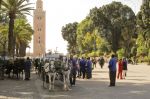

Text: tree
xmin=137 ymin=0 xmax=150 ymax=51
xmin=61 ymin=22 xmax=78 ymax=55
xmin=0 ymin=0 xmax=2 ymax=9
xmin=1 ymin=0 xmax=33 ymax=57
xmin=136 ymin=0 xmax=150 ymax=63
xmin=89 ymin=2 xmax=136 ymax=54
xmin=0 ymin=24 xmax=8 ymax=57
xmin=76 ymin=18 xmax=94 ymax=54
xmin=120 ymin=5 xmax=136 ymax=57
xmin=14 ymin=18 xmax=33 ymax=57
xmin=0 ymin=11 xmax=9 ymax=57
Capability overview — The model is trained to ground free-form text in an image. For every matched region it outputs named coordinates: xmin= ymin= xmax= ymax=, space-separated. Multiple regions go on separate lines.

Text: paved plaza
xmin=0 ymin=63 xmax=150 ymax=99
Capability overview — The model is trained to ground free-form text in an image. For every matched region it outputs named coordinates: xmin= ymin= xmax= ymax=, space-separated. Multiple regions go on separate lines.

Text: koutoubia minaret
xmin=33 ymin=0 xmax=46 ymax=57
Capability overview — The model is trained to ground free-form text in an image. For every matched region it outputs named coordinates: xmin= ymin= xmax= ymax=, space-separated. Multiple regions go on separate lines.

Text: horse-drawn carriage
xmin=42 ymin=53 xmax=71 ymax=91
xmin=0 ymin=57 xmax=26 ymax=80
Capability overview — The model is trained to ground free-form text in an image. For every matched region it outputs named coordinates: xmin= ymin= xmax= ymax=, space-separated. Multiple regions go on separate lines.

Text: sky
xmin=27 ymin=0 xmax=142 ymax=55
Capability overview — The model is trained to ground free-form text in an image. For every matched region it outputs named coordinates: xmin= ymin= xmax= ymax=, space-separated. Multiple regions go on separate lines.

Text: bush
xmin=137 ymin=46 xmax=148 ymax=57
xmin=117 ymin=49 xmax=125 ymax=59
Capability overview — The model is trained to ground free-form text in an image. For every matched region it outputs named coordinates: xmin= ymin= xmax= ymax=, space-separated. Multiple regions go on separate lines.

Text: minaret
xmin=33 ymin=0 xmax=46 ymax=57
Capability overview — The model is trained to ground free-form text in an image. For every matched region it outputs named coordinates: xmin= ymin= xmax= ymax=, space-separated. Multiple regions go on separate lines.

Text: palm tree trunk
xmin=112 ymin=26 xmax=121 ymax=54
xmin=112 ymin=28 xmax=117 ymax=54
xmin=0 ymin=0 xmax=2 ymax=9
xmin=2 ymin=43 xmax=6 ymax=60
xmin=8 ymin=14 xmax=15 ymax=57
xmin=19 ymin=42 xmax=27 ymax=57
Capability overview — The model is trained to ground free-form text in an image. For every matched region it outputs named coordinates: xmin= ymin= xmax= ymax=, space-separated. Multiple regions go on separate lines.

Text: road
xmin=0 ymin=63 xmax=150 ymax=99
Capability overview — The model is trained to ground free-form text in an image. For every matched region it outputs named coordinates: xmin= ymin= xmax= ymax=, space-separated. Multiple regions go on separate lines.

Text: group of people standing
xmin=23 ymin=55 xmax=129 ymax=88
xmin=108 ymin=55 xmax=128 ymax=87
xmin=117 ymin=58 xmax=128 ymax=79
xmin=69 ymin=56 xmax=105 ymax=86
xmin=69 ymin=56 xmax=93 ymax=86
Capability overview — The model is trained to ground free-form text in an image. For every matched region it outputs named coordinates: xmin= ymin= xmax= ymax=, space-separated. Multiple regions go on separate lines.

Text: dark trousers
xmin=25 ymin=69 xmax=30 ymax=79
xmin=70 ymin=72 xmax=76 ymax=85
xmin=82 ymin=70 xmax=86 ymax=79
xmin=93 ymin=63 xmax=96 ymax=68
xmin=0 ymin=68 xmax=4 ymax=80
xmin=79 ymin=68 xmax=82 ymax=77
xmin=87 ymin=71 xmax=92 ymax=79
xmin=109 ymin=71 xmax=116 ymax=86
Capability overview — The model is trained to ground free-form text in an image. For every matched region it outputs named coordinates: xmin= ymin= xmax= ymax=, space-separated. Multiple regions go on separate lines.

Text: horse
xmin=49 ymin=56 xmax=71 ymax=91
xmin=61 ymin=56 xmax=71 ymax=91
xmin=42 ymin=56 xmax=71 ymax=91
xmin=43 ymin=60 xmax=56 ymax=91
xmin=12 ymin=58 xmax=24 ymax=79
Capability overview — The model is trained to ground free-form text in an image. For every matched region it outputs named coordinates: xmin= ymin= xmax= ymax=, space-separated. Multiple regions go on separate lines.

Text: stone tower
xmin=33 ymin=0 xmax=46 ymax=57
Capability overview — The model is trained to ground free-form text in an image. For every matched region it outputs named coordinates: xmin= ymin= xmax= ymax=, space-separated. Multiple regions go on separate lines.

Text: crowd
xmin=0 ymin=54 xmax=128 ymax=88
xmin=68 ymin=54 xmax=128 ymax=87
xmin=66 ymin=56 xmax=106 ymax=86
xmin=32 ymin=56 xmax=105 ymax=86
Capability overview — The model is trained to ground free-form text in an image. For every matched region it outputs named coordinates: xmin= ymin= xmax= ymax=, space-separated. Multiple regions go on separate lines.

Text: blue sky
xmin=27 ymin=0 xmax=142 ymax=54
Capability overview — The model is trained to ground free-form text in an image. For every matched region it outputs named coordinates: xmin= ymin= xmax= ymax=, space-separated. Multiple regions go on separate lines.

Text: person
xmin=0 ymin=59 xmax=5 ymax=80
xmin=38 ymin=59 xmax=44 ymax=76
xmin=92 ymin=58 xmax=97 ymax=69
xmin=76 ymin=58 xmax=80 ymax=78
xmin=86 ymin=57 xmax=92 ymax=79
xmin=34 ymin=58 xmax=40 ymax=74
xmin=79 ymin=57 xmax=86 ymax=79
xmin=13 ymin=58 xmax=20 ymax=79
xmin=99 ymin=57 xmax=105 ymax=69
xmin=108 ymin=54 xmax=117 ymax=87
xmin=24 ymin=57 xmax=32 ymax=80
xmin=69 ymin=56 xmax=77 ymax=86
xmin=117 ymin=59 xmax=123 ymax=79
xmin=122 ymin=58 xmax=128 ymax=79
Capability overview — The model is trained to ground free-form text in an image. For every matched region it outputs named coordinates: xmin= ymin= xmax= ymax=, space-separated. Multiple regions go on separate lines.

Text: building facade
xmin=33 ymin=0 xmax=46 ymax=57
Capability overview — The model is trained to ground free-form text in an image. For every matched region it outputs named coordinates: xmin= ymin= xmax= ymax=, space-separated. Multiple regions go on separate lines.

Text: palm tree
xmin=0 ymin=0 xmax=3 ymax=9
xmin=14 ymin=18 xmax=33 ymax=57
xmin=1 ymin=0 xmax=33 ymax=57
xmin=0 ymin=24 xmax=8 ymax=57
xmin=0 ymin=0 xmax=2 ymax=8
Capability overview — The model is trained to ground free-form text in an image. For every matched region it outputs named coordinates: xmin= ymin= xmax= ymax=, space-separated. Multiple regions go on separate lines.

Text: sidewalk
xmin=0 ymin=72 xmax=41 ymax=99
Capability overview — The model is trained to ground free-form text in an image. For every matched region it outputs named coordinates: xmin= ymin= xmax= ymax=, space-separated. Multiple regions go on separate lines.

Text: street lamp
xmin=54 ymin=47 xmax=58 ymax=53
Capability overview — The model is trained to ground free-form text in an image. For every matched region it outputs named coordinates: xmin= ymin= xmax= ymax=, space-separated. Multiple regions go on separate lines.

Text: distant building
xmin=33 ymin=0 xmax=46 ymax=57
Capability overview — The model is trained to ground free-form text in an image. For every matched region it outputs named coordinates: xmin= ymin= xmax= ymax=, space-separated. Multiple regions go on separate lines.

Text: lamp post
xmin=54 ymin=47 xmax=58 ymax=53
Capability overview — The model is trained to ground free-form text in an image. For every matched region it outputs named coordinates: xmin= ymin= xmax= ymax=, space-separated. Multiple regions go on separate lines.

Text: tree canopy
xmin=62 ymin=1 xmax=137 ymax=58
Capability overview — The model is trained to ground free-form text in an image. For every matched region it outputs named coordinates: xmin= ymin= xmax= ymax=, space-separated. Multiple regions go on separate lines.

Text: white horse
xmin=61 ymin=57 xmax=71 ymax=91
xmin=43 ymin=60 xmax=56 ymax=91
xmin=43 ymin=56 xmax=71 ymax=91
